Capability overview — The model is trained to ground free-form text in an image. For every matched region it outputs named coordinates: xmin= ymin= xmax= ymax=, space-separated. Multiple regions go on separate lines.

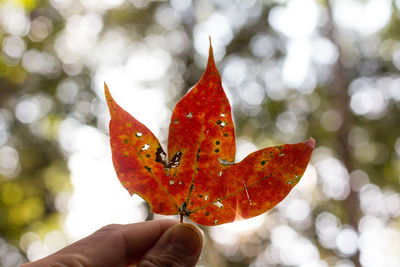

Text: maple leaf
xmin=104 ymin=43 xmax=315 ymax=226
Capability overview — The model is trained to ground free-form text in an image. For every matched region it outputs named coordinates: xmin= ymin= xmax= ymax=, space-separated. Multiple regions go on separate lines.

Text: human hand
xmin=21 ymin=219 xmax=203 ymax=267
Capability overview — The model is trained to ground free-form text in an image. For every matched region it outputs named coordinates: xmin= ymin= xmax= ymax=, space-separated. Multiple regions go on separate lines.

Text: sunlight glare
xmin=333 ymin=0 xmax=391 ymax=35
xmin=235 ymin=137 xmax=258 ymax=162
xmin=60 ymin=121 xmax=147 ymax=241
xmin=210 ymin=215 xmax=265 ymax=246
xmin=268 ymin=0 xmax=318 ymax=39
xmin=296 ymin=164 xmax=317 ymax=194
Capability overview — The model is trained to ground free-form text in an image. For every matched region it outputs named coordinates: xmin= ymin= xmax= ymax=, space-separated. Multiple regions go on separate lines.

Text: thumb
xmin=138 ymin=223 xmax=203 ymax=267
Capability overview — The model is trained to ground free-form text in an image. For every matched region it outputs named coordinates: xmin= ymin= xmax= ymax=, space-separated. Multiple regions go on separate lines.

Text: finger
xmin=23 ymin=219 xmax=179 ymax=267
xmin=138 ymin=223 xmax=203 ymax=267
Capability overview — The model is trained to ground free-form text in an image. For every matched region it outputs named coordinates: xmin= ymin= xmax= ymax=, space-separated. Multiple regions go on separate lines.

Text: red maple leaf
xmin=104 ymin=44 xmax=314 ymax=226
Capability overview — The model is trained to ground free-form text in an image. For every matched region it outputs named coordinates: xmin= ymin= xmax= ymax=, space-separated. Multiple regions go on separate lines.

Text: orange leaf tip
xmin=104 ymin=82 xmax=117 ymax=116
xmin=305 ymin=137 xmax=315 ymax=149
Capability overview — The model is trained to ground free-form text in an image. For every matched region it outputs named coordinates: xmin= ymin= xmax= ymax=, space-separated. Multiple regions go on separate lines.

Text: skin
xmin=21 ymin=219 xmax=203 ymax=267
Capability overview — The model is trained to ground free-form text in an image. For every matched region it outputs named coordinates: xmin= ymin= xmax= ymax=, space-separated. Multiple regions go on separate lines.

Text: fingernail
xmin=169 ymin=224 xmax=201 ymax=255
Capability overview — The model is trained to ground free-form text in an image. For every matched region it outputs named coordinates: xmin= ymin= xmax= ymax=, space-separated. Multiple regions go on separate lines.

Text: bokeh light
xmin=0 ymin=0 xmax=399 ymax=266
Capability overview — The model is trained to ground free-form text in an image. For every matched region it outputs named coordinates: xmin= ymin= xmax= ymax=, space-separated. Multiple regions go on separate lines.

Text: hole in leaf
xmin=215 ymin=140 xmax=220 ymax=145
xmin=186 ymin=112 xmax=193 ymax=118
xmin=168 ymin=151 xmax=182 ymax=168
xmin=214 ymin=220 xmax=218 ymax=225
xmin=155 ymin=146 xmax=168 ymax=167
xmin=205 ymin=211 xmax=210 ymax=216
xmin=214 ymin=148 xmax=220 ymax=153
xmin=279 ymin=153 xmax=285 ymax=157
xmin=290 ymin=175 xmax=301 ymax=184
xmin=199 ymin=194 xmax=203 ymax=198
xmin=217 ymin=120 xmax=226 ymax=127
xmin=144 ymin=166 xmax=151 ymax=173
xmin=219 ymin=157 xmax=234 ymax=165
xmin=178 ymin=181 xmax=182 ymax=185
xmin=142 ymin=144 xmax=150 ymax=150
xmin=205 ymin=194 xmax=209 ymax=201
xmin=220 ymin=113 xmax=225 ymax=117
xmin=146 ymin=153 xmax=151 ymax=158
xmin=213 ymin=200 xmax=223 ymax=208
xmin=135 ymin=132 xmax=143 ymax=137
xmin=260 ymin=160 xmax=266 ymax=165
xmin=223 ymin=133 xmax=228 ymax=137
xmin=218 ymin=171 xmax=223 ymax=176
xmin=169 ymin=180 xmax=175 ymax=185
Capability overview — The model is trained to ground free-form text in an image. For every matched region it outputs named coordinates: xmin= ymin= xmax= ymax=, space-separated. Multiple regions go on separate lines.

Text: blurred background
xmin=0 ymin=0 xmax=400 ymax=266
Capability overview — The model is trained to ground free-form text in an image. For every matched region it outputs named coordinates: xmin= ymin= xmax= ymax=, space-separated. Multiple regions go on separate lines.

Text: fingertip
xmin=137 ymin=222 xmax=203 ymax=267
xmin=147 ymin=218 xmax=181 ymax=231
xmin=176 ymin=223 xmax=204 ymax=242
xmin=169 ymin=223 xmax=204 ymax=254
